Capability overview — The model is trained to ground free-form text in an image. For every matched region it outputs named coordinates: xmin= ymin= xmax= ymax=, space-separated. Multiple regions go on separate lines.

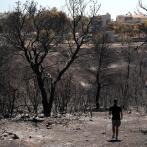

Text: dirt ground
xmin=0 ymin=112 xmax=147 ymax=147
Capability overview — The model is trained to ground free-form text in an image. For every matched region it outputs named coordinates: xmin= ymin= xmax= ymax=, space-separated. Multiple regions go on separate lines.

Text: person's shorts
xmin=112 ymin=120 xmax=121 ymax=127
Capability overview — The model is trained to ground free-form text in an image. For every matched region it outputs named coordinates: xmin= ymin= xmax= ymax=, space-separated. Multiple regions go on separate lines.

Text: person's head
xmin=114 ymin=98 xmax=118 ymax=105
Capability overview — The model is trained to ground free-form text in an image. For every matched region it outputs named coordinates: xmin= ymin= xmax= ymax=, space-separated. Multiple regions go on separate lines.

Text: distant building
xmin=100 ymin=13 xmax=111 ymax=27
xmin=91 ymin=13 xmax=111 ymax=32
xmin=116 ymin=13 xmax=147 ymax=24
xmin=133 ymin=14 xmax=147 ymax=23
xmin=90 ymin=13 xmax=115 ymax=42
xmin=116 ymin=15 xmax=132 ymax=23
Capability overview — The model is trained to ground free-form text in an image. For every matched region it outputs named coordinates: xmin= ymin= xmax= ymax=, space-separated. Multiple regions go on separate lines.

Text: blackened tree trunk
xmin=36 ymin=74 xmax=50 ymax=116
xmin=33 ymin=65 xmax=50 ymax=116
xmin=10 ymin=90 xmax=17 ymax=117
xmin=96 ymin=84 xmax=101 ymax=110
xmin=96 ymin=70 xmax=101 ymax=110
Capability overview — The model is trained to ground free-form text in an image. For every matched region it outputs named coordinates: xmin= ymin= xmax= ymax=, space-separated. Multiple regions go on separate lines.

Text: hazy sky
xmin=0 ymin=0 xmax=147 ymax=20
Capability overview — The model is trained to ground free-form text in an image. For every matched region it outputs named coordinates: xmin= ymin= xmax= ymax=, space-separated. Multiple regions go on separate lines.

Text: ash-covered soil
xmin=0 ymin=112 xmax=147 ymax=147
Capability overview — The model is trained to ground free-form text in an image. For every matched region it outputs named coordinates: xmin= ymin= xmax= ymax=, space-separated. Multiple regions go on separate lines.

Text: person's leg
xmin=116 ymin=120 xmax=121 ymax=139
xmin=112 ymin=125 xmax=115 ymax=138
xmin=116 ymin=126 xmax=119 ymax=139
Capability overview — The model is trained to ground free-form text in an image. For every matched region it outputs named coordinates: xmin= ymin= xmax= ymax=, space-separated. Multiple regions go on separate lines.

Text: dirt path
xmin=0 ymin=112 xmax=147 ymax=147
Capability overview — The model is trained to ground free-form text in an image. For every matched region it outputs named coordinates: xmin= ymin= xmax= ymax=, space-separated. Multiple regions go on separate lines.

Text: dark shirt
xmin=109 ymin=105 xmax=122 ymax=120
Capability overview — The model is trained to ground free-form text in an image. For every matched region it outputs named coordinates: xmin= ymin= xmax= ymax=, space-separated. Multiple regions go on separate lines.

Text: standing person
xmin=109 ymin=98 xmax=123 ymax=140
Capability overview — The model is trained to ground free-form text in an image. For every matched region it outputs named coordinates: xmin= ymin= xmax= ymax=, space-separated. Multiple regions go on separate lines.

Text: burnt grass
xmin=0 ymin=111 xmax=147 ymax=147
